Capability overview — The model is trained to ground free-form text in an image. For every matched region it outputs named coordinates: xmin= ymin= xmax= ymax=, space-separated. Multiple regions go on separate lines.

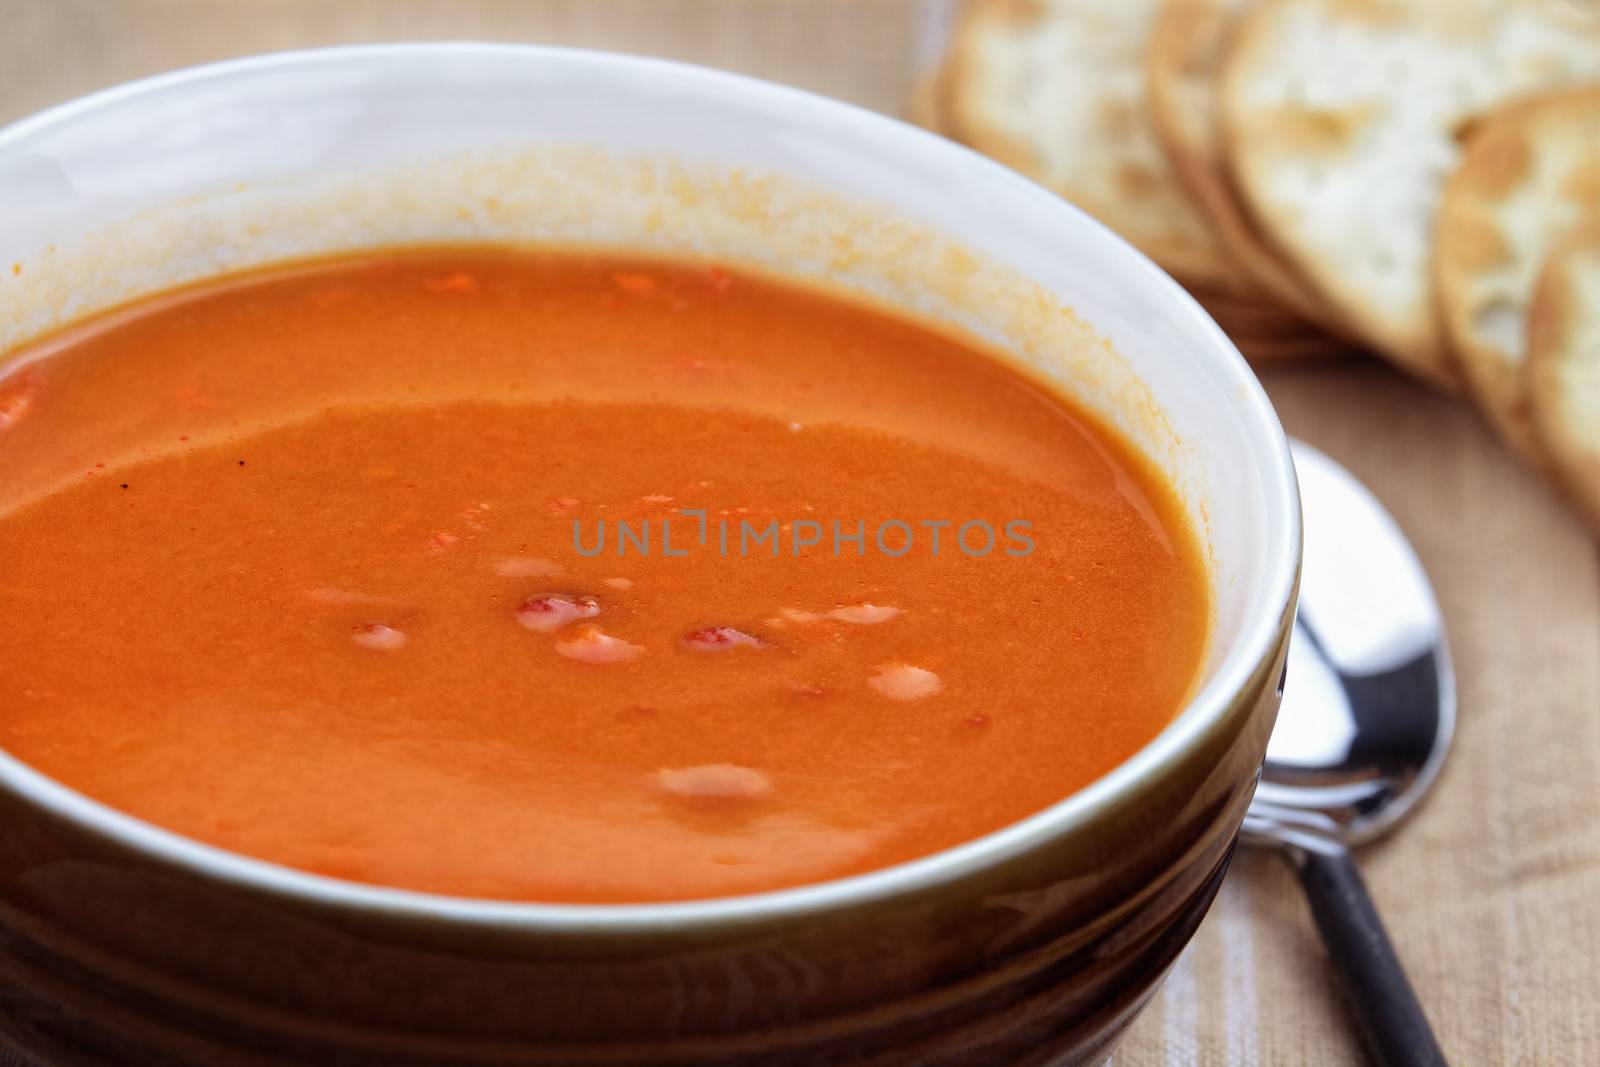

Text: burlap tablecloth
xmin=2 ymin=2 xmax=1597 ymax=1063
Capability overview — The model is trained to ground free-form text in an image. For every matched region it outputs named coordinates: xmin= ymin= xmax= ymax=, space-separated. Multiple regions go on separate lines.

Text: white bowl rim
xmin=0 ymin=42 xmax=1301 ymax=934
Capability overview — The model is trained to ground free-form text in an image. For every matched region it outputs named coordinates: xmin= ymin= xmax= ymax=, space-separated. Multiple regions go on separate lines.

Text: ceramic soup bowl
xmin=0 ymin=45 xmax=1299 ymax=1066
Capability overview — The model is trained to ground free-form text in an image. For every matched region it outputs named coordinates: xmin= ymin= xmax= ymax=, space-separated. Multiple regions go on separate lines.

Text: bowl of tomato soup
xmin=0 ymin=46 xmax=1298 ymax=1066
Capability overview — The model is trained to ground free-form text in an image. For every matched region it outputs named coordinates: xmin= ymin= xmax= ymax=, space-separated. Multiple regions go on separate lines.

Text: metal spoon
xmin=1242 ymin=440 xmax=1454 ymax=1067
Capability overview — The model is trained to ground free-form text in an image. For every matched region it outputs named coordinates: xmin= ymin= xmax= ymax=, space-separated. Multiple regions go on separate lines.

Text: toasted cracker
xmin=944 ymin=0 xmax=1235 ymax=291
xmin=1437 ymin=86 xmax=1600 ymax=458
xmin=1202 ymin=294 xmax=1342 ymax=340
xmin=1201 ymin=292 xmax=1352 ymax=365
xmin=1234 ymin=334 xmax=1352 ymax=367
xmin=1221 ymin=0 xmax=1600 ymax=390
xmin=1529 ymin=226 xmax=1600 ymax=530
xmin=1146 ymin=0 xmax=1347 ymax=329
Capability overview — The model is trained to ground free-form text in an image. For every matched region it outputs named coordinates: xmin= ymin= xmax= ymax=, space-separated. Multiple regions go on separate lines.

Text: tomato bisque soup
xmin=0 ymin=248 xmax=1209 ymax=904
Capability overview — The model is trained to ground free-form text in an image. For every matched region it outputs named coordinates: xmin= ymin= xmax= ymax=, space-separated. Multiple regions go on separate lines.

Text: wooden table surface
xmin=3 ymin=3 xmax=1598 ymax=1065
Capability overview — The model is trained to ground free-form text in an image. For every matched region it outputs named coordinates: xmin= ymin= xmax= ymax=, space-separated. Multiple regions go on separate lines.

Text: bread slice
xmin=944 ymin=0 xmax=1235 ymax=292
xmin=1529 ymin=226 xmax=1600 ymax=531
xmin=1221 ymin=0 xmax=1600 ymax=389
xmin=1437 ymin=87 xmax=1600 ymax=458
xmin=1146 ymin=0 xmax=1346 ymax=331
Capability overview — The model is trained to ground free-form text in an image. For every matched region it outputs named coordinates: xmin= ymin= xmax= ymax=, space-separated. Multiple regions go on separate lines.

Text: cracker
xmin=1221 ymin=0 xmax=1600 ymax=389
xmin=1201 ymin=293 xmax=1352 ymax=365
xmin=1234 ymin=335 xmax=1352 ymax=367
xmin=944 ymin=0 xmax=1235 ymax=291
xmin=1437 ymin=86 xmax=1600 ymax=458
xmin=1529 ymin=225 xmax=1600 ymax=531
xmin=1202 ymin=294 xmax=1343 ymax=341
xmin=1146 ymin=0 xmax=1346 ymax=329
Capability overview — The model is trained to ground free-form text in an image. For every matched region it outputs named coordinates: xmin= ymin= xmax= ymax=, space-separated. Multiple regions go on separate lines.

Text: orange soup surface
xmin=0 ymin=249 xmax=1208 ymax=903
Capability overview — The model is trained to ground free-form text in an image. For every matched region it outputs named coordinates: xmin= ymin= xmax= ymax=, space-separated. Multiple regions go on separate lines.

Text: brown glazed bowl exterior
xmin=0 ymin=47 xmax=1301 ymax=1066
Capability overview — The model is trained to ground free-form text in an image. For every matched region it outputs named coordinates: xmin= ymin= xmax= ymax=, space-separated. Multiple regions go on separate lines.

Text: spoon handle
xmin=1293 ymin=844 xmax=1449 ymax=1067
